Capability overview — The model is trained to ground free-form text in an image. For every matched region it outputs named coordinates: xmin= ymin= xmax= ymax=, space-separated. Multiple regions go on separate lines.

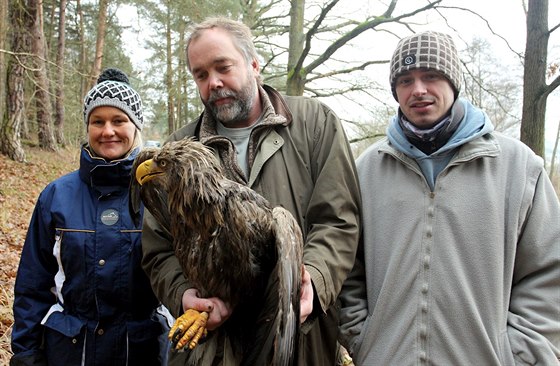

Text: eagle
xmin=129 ymin=137 xmax=303 ymax=366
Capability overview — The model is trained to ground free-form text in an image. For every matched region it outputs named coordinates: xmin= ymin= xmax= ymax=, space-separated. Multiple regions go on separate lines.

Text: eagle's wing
xmin=245 ymin=206 xmax=303 ymax=366
xmin=129 ymin=147 xmax=171 ymax=232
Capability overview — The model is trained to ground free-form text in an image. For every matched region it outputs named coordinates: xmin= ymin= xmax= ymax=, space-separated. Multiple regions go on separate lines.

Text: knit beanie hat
xmin=83 ymin=68 xmax=144 ymax=130
xmin=389 ymin=31 xmax=462 ymax=100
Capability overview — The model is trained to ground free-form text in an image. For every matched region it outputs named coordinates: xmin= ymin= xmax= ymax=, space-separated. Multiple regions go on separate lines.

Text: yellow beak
xmin=136 ymin=159 xmax=158 ymax=185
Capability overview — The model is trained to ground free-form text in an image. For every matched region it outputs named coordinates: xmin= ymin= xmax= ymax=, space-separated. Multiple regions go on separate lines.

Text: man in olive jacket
xmin=141 ymin=17 xmax=361 ymax=365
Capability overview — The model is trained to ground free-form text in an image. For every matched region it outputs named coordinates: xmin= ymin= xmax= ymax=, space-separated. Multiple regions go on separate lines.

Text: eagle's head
xmin=136 ymin=138 xmax=221 ymax=184
xmin=135 ymin=138 xmax=225 ymax=208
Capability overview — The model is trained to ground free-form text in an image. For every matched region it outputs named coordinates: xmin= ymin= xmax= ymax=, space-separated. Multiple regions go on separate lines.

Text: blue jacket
xmin=11 ymin=145 xmax=166 ymax=366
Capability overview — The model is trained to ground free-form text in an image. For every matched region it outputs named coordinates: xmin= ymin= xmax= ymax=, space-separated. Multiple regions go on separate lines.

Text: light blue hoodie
xmin=387 ymin=98 xmax=494 ymax=190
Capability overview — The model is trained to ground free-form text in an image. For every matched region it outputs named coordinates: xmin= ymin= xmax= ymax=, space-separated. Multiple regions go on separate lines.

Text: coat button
xmin=423 ymin=255 xmax=430 ymax=268
xmin=97 ymin=329 xmax=104 ymax=335
xmin=99 ymin=259 xmax=105 ymax=266
xmin=72 ymin=338 xmax=77 ymax=344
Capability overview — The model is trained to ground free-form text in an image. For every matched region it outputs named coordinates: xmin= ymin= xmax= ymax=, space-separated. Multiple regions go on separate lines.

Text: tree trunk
xmin=177 ymin=19 xmax=187 ymax=130
xmin=45 ymin=0 xmax=56 ymax=51
xmin=0 ymin=0 xmax=7 ymax=133
xmin=76 ymin=0 xmax=86 ymax=137
xmin=88 ymin=0 xmax=109 ymax=90
xmin=1 ymin=0 xmax=28 ymax=162
xmin=520 ymin=0 xmax=549 ymax=157
xmin=165 ymin=0 xmax=175 ymax=135
xmin=77 ymin=0 xmax=86 ymax=98
xmin=2 ymin=60 xmax=26 ymax=162
xmin=549 ymin=120 xmax=559 ymax=180
xmin=29 ymin=0 xmax=56 ymax=150
xmin=286 ymin=0 xmax=305 ymax=96
xmin=54 ymin=0 xmax=66 ymax=145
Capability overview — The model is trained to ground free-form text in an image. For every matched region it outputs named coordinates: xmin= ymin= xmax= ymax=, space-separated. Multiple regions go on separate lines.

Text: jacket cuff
xmin=306 ymin=264 xmax=327 ymax=312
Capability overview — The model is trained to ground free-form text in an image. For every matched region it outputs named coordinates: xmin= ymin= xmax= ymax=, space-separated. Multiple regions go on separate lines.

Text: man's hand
xmin=300 ymin=267 xmax=313 ymax=323
xmin=182 ymin=288 xmax=232 ymax=330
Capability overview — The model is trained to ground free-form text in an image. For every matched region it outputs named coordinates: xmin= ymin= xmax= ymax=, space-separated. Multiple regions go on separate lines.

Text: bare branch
xmin=305 ymin=84 xmax=373 ymax=98
xmin=0 ymin=48 xmax=40 ymax=71
xmin=315 ymin=20 xmax=360 ymax=34
xmin=306 ymin=60 xmax=388 ymax=83
xmin=295 ymin=0 xmax=340 ymax=75
xmin=0 ymin=48 xmax=91 ymax=79
xmin=544 ymin=74 xmax=560 ymax=99
xmin=382 ymin=0 xmax=398 ymax=18
xmin=460 ymin=59 xmax=520 ymax=123
xmin=349 ymin=133 xmax=386 ymax=144
xmin=435 ymin=6 xmax=524 ymax=60
xmin=303 ymin=0 xmax=443 ymax=75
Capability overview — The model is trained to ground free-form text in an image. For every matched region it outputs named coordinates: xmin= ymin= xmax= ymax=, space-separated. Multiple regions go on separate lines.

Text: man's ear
xmin=251 ymin=58 xmax=260 ymax=75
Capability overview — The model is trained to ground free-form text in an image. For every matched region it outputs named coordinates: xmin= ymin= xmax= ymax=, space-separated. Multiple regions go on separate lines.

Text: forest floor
xmin=0 ymin=145 xmax=80 ymax=363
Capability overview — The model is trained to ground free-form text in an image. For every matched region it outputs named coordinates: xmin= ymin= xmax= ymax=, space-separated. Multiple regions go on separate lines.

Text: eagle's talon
xmin=168 ymin=309 xmax=209 ymax=350
xmin=188 ymin=324 xmax=207 ymax=349
xmin=170 ymin=327 xmax=184 ymax=347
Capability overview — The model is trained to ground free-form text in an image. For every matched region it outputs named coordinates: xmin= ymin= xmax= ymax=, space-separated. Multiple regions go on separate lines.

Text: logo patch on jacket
xmin=101 ymin=209 xmax=119 ymax=226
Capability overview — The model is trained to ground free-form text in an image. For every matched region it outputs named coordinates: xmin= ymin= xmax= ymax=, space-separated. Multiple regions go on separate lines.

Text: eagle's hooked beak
xmin=136 ymin=159 xmax=161 ymax=185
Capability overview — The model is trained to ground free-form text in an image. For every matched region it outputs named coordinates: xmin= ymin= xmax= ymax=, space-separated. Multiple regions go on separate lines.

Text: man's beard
xmin=204 ymin=78 xmax=256 ymax=126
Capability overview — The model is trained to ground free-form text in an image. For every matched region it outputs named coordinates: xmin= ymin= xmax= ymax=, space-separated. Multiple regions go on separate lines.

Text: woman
xmin=10 ymin=68 xmax=167 ymax=366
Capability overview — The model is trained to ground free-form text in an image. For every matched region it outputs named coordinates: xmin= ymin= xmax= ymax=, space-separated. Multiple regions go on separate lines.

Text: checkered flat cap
xmin=389 ymin=31 xmax=461 ymax=100
xmin=83 ymin=68 xmax=143 ymax=130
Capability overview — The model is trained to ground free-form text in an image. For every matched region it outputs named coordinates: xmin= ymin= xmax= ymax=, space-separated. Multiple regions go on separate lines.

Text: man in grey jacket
xmin=339 ymin=30 xmax=560 ymax=365
xmin=141 ymin=17 xmax=361 ymax=365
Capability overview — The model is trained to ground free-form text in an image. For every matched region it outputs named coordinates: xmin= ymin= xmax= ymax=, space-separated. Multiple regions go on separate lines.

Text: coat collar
xmin=79 ymin=144 xmax=138 ymax=196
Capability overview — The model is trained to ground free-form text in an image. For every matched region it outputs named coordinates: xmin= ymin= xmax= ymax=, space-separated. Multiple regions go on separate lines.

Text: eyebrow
xmin=192 ymin=57 xmax=233 ymax=74
xmin=89 ymin=111 xmax=129 ymax=120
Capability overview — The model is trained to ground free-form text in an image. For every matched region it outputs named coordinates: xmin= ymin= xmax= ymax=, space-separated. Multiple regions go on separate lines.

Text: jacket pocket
xmin=42 ymin=309 xmax=85 ymax=337
xmin=42 ymin=311 xmax=86 ymax=365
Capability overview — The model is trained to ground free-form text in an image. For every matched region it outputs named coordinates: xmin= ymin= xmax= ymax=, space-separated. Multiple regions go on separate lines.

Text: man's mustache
xmin=208 ymin=89 xmax=237 ymax=103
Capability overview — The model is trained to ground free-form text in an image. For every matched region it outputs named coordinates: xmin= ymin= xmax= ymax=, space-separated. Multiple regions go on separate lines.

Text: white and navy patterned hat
xmin=389 ymin=31 xmax=462 ymax=100
xmin=83 ymin=68 xmax=144 ymax=130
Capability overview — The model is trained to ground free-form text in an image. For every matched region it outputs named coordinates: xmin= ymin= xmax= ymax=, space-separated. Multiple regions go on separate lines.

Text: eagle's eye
xmin=159 ymin=160 xmax=167 ymax=168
